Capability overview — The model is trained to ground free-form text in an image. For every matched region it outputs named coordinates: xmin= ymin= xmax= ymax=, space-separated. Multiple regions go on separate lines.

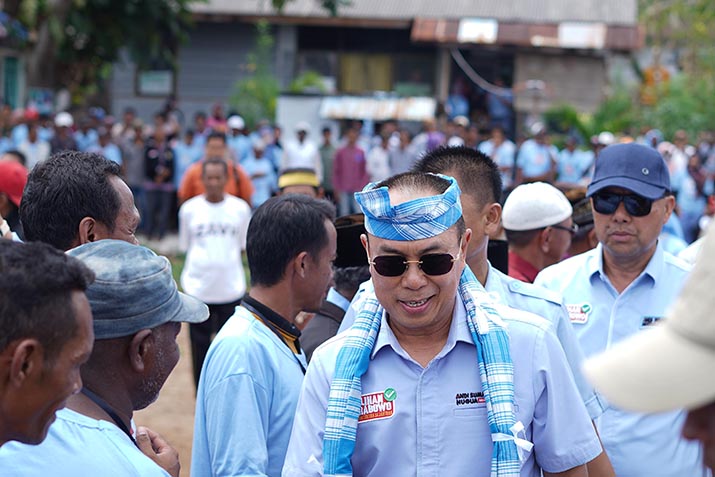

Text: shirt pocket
xmin=453 ymin=405 xmax=488 ymax=418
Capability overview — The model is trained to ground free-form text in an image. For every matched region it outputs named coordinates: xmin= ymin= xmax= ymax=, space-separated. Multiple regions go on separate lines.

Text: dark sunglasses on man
xmin=591 ymin=191 xmax=660 ymax=217
xmin=369 ymin=241 xmax=462 ymax=277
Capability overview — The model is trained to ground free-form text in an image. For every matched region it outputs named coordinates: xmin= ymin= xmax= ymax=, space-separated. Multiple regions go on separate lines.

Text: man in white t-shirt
xmin=179 ymin=157 xmax=252 ymax=387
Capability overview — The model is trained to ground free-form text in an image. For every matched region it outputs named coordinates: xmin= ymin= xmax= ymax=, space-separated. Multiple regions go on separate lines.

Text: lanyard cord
xmin=241 ymin=302 xmax=307 ymax=375
xmin=81 ymin=387 xmax=138 ymax=447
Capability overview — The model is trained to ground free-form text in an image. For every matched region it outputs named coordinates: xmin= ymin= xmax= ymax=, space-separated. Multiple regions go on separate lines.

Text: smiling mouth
xmin=401 ymin=298 xmax=430 ymax=308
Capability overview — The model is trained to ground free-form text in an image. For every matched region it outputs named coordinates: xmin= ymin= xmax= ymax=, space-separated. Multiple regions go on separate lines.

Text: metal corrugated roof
xmin=192 ymin=0 xmax=638 ymax=26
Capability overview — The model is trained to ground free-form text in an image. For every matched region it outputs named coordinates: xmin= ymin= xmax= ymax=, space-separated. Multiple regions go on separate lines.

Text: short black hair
xmin=247 ymin=194 xmax=336 ymax=286
xmin=505 ymin=228 xmax=542 ymax=247
xmin=202 ymin=156 xmax=228 ymax=176
xmin=414 ymin=145 xmax=502 ymax=207
xmin=20 ymin=151 xmax=122 ymax=250
xmin=207 ymin=131 xmax=226 ymax=144
xmin=0 ymin=240 xmax=95 ymax=363
xmin=333 ymin=265 xmax=371 ymax=294
xmin=376 ymin=171 xmax=466 ymax=239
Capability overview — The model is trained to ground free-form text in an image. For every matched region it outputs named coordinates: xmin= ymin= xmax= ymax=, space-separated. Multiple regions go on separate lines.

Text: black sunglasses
xmin=550 ymin=223 xmax=579 ymax=236
xmin=369 ymin=244 xmax=462 ymax=277
xmin=591 ymin=192 xmax=655 ymax=217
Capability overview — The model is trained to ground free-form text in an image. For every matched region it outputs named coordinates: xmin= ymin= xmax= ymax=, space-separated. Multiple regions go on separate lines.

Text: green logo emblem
xmin=581 ymin=303 xmax=592 ymax=314
xmin=383 ymin=387 xmax=397 ymax=402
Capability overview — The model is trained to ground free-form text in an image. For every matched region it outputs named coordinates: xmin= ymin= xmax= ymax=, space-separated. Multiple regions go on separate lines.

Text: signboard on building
xmin=319 ymin=96 xmax=436 ymax=121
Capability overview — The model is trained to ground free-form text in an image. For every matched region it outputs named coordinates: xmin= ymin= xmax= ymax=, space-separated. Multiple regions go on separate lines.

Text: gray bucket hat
xmin=67 ymin=240 xmax=209 ymax=339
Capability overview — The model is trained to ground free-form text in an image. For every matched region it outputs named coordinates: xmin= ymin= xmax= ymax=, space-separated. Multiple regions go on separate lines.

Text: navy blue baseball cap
xmin=67 ymin=240 xmax=209 ymax=339
xmin=587 ymin=143 xmax=670 ymax=200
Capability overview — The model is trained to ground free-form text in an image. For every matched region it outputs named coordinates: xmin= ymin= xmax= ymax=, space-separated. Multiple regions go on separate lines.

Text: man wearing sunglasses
xmin=284 ymin=172 xmax=602 ymax=477
xmin=535 ymin=143 xmax=705 ymax=477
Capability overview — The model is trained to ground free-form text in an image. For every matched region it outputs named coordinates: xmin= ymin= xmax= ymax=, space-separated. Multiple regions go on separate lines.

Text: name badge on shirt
xmin=566 ymin=303 xmax=592 ymax=324
xmin=455 ymin=391 xmax=486 ymax=407
xmin=641 ymin=316 xmax=663 ymax=328
xmin=359 ymin=388 xmax=396 ymax=423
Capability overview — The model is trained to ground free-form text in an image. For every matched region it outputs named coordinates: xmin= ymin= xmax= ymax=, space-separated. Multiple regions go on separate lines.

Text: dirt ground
xmin=135 ymin=323 xmax=196 ymax=477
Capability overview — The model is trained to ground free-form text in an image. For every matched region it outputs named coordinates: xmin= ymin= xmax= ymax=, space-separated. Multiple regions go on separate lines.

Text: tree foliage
xmin=229 ymin=20 xmax=280 ymax=129
xmin=5 ymin=0 xmax=197 ymax=97
xmin=639 ymin=0 xmax=715 ymax=76
xmin=271 ymin=0 xmax=350 ymax=16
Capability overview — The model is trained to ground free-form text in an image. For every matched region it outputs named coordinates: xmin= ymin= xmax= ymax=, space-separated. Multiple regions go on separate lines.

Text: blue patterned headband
xmin=354 ymin=174 xmax=463 ymax=241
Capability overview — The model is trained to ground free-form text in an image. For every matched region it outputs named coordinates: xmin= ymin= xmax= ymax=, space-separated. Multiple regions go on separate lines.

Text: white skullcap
xmin=295 ymin=121 xmax=310 ymax=133
xmin=227 ymin=115 xmax=245 ymax=130
xmin=55 ymin=111 xmax=74 ymax=128
xmin=502 ymin=182 xmax=572 ymax=231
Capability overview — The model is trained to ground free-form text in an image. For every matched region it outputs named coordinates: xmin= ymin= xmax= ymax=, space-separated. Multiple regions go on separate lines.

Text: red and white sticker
xmin=359 ymin=389 xmax=396 ymax=423
xmin=566 ymin=303 xmax=592 ymax=324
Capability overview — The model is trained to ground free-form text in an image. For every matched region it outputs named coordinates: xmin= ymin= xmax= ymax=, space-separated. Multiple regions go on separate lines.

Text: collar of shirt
xmin=508 ymin=251 xmax=540 ymax=283
xmin=326 ymin=287 xmax=351 ymax=312
xmin=590 ymin=241 xmax=663 ymax=287
xmin=370 ymin=295 xmax=472 ymax=362
xmin=242 ymin=294 xmax=301 ymax=343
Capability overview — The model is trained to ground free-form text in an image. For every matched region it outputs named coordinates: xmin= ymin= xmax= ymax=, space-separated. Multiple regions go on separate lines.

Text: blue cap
xmin=587 ymin=143 xmax=670 ymax=200
xmin=67 ymin=240 xmax=209 ymax=339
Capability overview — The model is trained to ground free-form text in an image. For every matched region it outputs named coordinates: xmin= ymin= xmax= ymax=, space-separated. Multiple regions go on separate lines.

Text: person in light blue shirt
xmin=74 ymin=118 xmax=99 ymax=151
xmin=478 ymin=126 xmax=516 ymax=190
xmin=340 ymin=147 xmax=608 ymax=421
xmin=192 ymin=195 xmax=337 ymax=477
xmin=227 ymin=115 xmax=252 ymax=163
xmin=516 ymin=127 xmax=556 ymax=184
xmin=535 ymin=143 xmax=705 ymax=477
xmin=556 ymin=137 xmax=593 ymax=185
xmin=89 ymin=128 xmax=122 ymax=166
xmin=676 ymin=156 xmax=712 ymax=243
xmin=0 ymin=240 xmax=210 ymax=477
xmin=11 ymin=121 xmax=28 ymax=147
xmin=284 ymin=171 xmax=601 ymax=477
xmin=173 ymin=129 xmax=203 ymax=189
xmin=241 ymin=139 xmax=277 ymax=208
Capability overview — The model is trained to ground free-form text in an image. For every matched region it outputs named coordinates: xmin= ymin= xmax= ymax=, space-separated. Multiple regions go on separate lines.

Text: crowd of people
xmin=2 ymin=100 xmax=715 ymax=477
xmin=0 ymin=105 xmax=713 ymax=251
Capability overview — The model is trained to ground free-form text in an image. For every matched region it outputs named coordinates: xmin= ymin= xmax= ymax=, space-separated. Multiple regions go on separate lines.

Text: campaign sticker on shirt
xmin=566 ymin=303 xmax=592 ymax=324
xmin=641 ymin=316 xmax=663 ymax=328
xmin=455 ymin=391 xmax=486 ymax=406
xmin=358 ymin=389 xmax=396 ymax=423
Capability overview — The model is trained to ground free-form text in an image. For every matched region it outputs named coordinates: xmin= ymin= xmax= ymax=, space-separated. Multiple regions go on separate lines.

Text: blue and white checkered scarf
xmin=354 ymin=174 xmax=463 ymax=241
xmin=322 ymin=268 xmax=523 ymax=476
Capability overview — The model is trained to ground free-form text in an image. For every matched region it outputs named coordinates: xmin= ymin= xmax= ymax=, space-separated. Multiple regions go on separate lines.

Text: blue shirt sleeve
xmin=283 ymin=351 xmax=331 ymax=477
xmin=203 ymin=374 xmax=271 ymax=477
xmin=531 ymin=328 xmax=603 ymax=472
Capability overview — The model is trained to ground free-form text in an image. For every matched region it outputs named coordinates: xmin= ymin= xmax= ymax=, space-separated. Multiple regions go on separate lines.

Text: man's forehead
xmin=368 ymin=229 xmax=457 ymax=253
xmin=388 ymin=187 xmax=436 ymax=207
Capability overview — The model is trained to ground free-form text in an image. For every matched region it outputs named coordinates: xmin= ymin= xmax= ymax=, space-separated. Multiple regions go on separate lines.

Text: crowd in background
xmin=1 ymin=102 xmax=713 ymax=251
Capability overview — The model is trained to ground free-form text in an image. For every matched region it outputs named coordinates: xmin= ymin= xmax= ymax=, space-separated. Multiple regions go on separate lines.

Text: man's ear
xmin=127 ymin=330 xmax=153 ymax=374
xmin=78 ymin=217 xmax=101 ymax=244
xmin=662 ymin=195 xmax=676 ymax=224
xmin=539 ymin=228 xmax=552 ymax=253
xmin=483 ymin=203 xmax=502 ymax=236
xmin=292 ymin=251 xmax=310 ymax=279
xmin=360 ymin=233 xmax=371 ymax=263
xmin=7 ymin=339 xmax=44 ymax=387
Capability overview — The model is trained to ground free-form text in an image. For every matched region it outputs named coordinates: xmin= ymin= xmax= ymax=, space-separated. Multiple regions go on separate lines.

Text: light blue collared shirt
xmin=192 ymin=306 xmax=307 ymax=477
xmin=284 ymin=297 xmax=602 ymax=477
xmin=326 ymin=287 xmax=350 ymax=312
xmin=516 ymin=139 xmax=553 ymax=179
xmin=535 ymin=242 xmax=706 ymax=477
